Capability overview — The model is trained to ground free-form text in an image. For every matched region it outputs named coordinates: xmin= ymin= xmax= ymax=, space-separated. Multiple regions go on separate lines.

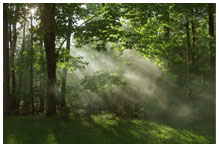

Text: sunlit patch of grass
xmin=46 ymin=129 xmax=57 ymax=143
xmin=128 ymin=119 xmax=213 ymax=144
xmin=7 ymin=135 xmax=16 ymax=144
xmin=91 ymin=114 xmax=119 ymax=129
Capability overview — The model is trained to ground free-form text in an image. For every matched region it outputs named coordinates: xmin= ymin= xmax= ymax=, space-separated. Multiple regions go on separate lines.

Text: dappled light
xmin=3 ymin=116 xmax=214 ymax=144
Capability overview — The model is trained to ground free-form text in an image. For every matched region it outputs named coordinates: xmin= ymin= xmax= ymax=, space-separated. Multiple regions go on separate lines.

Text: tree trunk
xmin=60 ymin=17 xmax=72 ymax=108
xmin=40 ymin=41 xmax=46 ymax=113
xmin=185 ymin=15 xmax=191 ymax=100
xmin=18 ymin=22 xmax=26 ymax=115
xmin=164 ymin=4 xmax=170 ymax=39
xmin=185 ymin=15 xmax=191 ymax=74
xmin=10 ymin=4 xmax=20 ymax=114
xmin=3 ymin=3 xmax=10 ymax=116
xmin=19 ymin=22 xmax=25 ymax=92
xmin=191 ymin=9 xmax=196 ymax=74
xmin=208 ymin=3 xmax=215 ymax=83
xmin=60 ymin=68 xmax=67 ymax=108
xmin=42 ymin=3 xmax=57 ymax=116
xmin=30 ymin=13 xmax=34 ymax=115
xmin=40 ymin=63 xmax=46 ymax=113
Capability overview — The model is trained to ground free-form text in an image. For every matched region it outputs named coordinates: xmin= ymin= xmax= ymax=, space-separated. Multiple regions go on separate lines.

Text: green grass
xmin=3 ymin=114 xmax=215 ymax=144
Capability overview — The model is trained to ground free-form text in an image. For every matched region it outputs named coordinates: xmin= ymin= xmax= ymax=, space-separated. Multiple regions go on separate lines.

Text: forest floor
xmin=3 ymin=114 xmax=215 ymax=144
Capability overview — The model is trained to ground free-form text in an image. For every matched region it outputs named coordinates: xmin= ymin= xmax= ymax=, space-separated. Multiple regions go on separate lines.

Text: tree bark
xmin=185 ymin=15 xmax=191 ymax=74
xmin=208 ymin=3 xmax=215 ymax=83
xmin=42 ymin=3 xmax=57 ymax=116
xmin=60 ymin=68 xmax=67 ymax=108
xmin=164 ymin=4 xmax=170 ymax=40
xmin=191 ymin=8 xmax=196 ymax=74
xmin=10 ymin=4 xmax=20 ymax=113
xmin=185 ymin=15 xmax=191 ymax=100
xmin=60 ymin=17 xmax=72 ymax=108
xmin=40 ymin=63 xmax=46 ymax=113
xmin=3 ymin=3 xmax=10 ymax=116
xmin=40 ymin=41 xmax=46 ymax=113
xmin=30 ymin=13 xmax=34 ymax=115
xmin=19 ymin=22 xmax=25 ymax=92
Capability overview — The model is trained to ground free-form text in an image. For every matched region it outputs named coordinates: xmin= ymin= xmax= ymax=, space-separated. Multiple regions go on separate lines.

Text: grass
xmin=3 ymin=114 xmax=215 ymax=144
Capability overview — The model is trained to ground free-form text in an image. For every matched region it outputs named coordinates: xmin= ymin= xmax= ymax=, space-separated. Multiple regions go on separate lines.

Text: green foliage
xmin=57 ymin=49 xmax=88 ymax=72
xmin=81 ymin=70 xmax=127 ymax=95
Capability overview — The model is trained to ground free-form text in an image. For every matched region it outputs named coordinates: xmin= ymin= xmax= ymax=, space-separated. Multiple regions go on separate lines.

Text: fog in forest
xmin=55 ymin=43 xmax=215 ymax=124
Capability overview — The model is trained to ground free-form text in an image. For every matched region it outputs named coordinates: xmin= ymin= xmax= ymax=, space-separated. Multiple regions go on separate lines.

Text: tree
xmin=30 ymin=8 xmax=35 ymax=115
xmin=208 ymin=3 xmax=215 ymax=84
xmin=19 ymin=20 xmax=25 ymax=93
xmin=60 ymin=16 xmax=72 ymax=108
xmin=42 ymin=3 xmax=57 ymax=116
xmin=3 ymin=3 xmax=10 ymax=115
xmin=10 ymin=4 xmax=20 ymax=113
xmin=39 ymin=40 xmax=46 ymax=113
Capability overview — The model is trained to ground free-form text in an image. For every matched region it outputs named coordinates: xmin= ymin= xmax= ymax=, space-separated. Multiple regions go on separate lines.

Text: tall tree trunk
xmin=191 ymin=9 xmax=196 ymax=74
xmin=17 ymin=22 xmax=26 ymax=115
xmin=42 ymin=3 xmax=57 ymax=116
xmin=10 ymin=4 xmax=20 ymax=114
xmin=185 ymin=15 xmax=191 ymax=74
xmin=163 ymin=4 xmax=171 ymax=94
xmin=20 ymin=22 xmax=28 ymax=115
xmin=164 ymin=4 xmax=170 ymax=57
xmin=208 ymin=3 xmax=215 ymax=84
xmin=60 ymin=17 xmax=72 ymax=108
xmin=3 ymin=3 xmax=10 ymax=116
xmin=40 ymin=41 xmax=46 ymax=113
xmin=60 ymin=68 xmax=67 ymax=108
xmin=19 ymin=23 xmax=25 ymax=92
xmin=8 ymin=17 xmax=12 ymax=97
xmin=164 ymin=4 xmax=170 ymax=40
xmin=40 ymin=63 xmax=46 ymax=113
xmin=194 ymin=8 xmax=199 ymax=74
xmin=185 ymin=15 xmax=191 ymax=100
xmin=30 ymin=13 xmax=34 ymax=115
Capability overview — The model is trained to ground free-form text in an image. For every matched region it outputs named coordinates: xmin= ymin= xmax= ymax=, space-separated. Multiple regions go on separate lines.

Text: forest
xmin=3 ymin=3 xmax=216 ymax=144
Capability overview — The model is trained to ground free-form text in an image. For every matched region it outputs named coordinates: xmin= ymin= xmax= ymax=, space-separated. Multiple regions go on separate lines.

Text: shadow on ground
xmin=3 ymin=114 xmax=215 ymax=144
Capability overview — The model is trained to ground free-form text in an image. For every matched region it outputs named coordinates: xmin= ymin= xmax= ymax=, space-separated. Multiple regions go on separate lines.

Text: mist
xmin=57 ymin=43 xmax=215 ymax=125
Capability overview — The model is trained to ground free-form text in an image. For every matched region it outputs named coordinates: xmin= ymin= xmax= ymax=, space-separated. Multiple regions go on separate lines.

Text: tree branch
xmin=77 ymin=15 xmax=97 ymax=29
xmin=55 ymin=38 xmax=66 ymax=57
xmin=194 ymin=11 xmax=208 ymax=22
xmin=76 ymin=5 xmax=112 ymax=29
xmin=55 ymin=5 xmax=113 ymax=57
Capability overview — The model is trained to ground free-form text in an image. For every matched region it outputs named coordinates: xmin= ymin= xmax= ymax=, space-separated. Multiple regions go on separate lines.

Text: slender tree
xmin=40 ymin=40 xmax=46 ymax=113
xmin=185 ymin=14 xmax=192 ymax=100
xmin=208 ymin=3 xmax=215 ymax=84
xmin=30 ymin=10 xmax=34 ymax=115
xmin=191 ymin=8 xmax=196 ymax=74
xmin=10 ymin=4 xmax=20 ymax=113
xmin=60 ymin=16 xmax=72 ymax=108
xmin=19 ymin=22 xmax=25 ymax=92
xmin=3 ymin=3 xmax=10 ymax=115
